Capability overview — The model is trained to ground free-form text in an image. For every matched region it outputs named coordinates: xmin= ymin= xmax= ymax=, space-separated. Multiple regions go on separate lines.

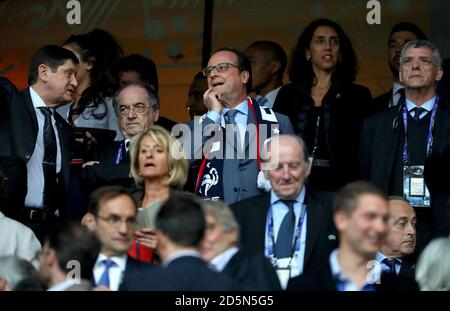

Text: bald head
xmin=381 ymin=198 xmax=417 ymax=258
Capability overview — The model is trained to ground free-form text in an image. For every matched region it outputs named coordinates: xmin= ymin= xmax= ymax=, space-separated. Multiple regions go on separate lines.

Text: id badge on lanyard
xmin=401 ymin=100 xmax=438 ymax=207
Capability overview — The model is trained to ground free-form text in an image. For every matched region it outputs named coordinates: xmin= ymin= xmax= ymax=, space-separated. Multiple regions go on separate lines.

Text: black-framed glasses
xmin=118 ymin=103 xmax=152 ymax=116
xmin=95 ymin=214 xmax=137 ymax=228
xmin=202 ymin=62 xmax=240 ymax=77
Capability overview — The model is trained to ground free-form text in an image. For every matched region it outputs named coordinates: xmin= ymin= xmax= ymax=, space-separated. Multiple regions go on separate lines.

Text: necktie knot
xmin=103 ymin=259 xmax=116 ymax=269
xmin=224 ymin=109 xmax=238 ymax=125
xmin=38 ymin=106 xmax=53 ymax=116
xmin=382 ymin=258 xmax=399 ymax=274
xmin=281 ymin=200 xmax=295 ymax=211
xmin=411 ymin=107 xmax=426 ymax=122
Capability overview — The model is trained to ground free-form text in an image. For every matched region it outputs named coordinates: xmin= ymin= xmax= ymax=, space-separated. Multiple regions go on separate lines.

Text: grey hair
xmin=415 ymin=238 xmax=450 ymax=291
xmin=387 ymin=196 xmax=411 ymax=204
xmin=112 ymin=81 xmax=160 ymax=117
xmin=201 ymin=200 xmax=239 ymax=234
xmin=400 ymin=39 xmax=442 ymax=68
xmin=0 ymin=255 xmax=36 ymax=290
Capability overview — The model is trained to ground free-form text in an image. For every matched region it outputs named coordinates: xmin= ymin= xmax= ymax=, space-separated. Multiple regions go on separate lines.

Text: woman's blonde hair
xmin=129 ymin=125 xmax=188 ymax=189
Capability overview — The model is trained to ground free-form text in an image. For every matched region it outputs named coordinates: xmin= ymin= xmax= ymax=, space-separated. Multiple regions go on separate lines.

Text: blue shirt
xmin=375 ymin=251 xmax=402 ymax=275
xmin=265 ymin=187 xmax=307 ymax=277
xmin=405 ymin=96 xmax=436 ymax=119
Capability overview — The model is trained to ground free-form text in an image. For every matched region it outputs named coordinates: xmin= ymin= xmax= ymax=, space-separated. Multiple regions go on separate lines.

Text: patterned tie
xmin=38 ymin=107 xmax=57 ymax=210
xmin=382 ymin=258 xmax=399 ymax=275
xmin=275 ymin=200 xmax=296 ymax=258
xmin=97 ymin=259 xmax=116 ymax=288
xmin=258 ymin=96 xmax=269 ymax=107
xmin=411 ymin=107 xmax=426 ymax=122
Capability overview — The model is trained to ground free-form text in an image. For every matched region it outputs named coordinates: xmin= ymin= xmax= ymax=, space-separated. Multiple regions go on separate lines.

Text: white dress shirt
xmin=25 ymin=87 xmax=62 ymax=208
xmin=93 ymin=253 xmax=127 ymax=291
xmin=209 ymin=246 xmax=239 ymax=272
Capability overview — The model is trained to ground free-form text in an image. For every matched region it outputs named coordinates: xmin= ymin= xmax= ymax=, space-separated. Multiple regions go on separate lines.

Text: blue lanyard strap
xmin=115 ymin=141 xmax=125 ymax=165
xmin=266 ymin=202 xmax=307 ymax=260
xmin=401 ymin=98 xmax=439 ymax=164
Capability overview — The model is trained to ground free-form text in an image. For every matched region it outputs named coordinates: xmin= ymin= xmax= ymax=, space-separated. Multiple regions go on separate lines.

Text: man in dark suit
xmin=232 ymin=135 xmax=338 ymax=289
xmin=83 ymin=185 xmax=158 ymax=290
xmin=244 ymin=40 xmax=287 ymax=109
xmin=124 ymin=192 xmax=239 ymax=290
xmin=360 ymin=40 xmax=450 ymax=254
xmin=287 ymin=181 xmax=419 ymax=291
xmin=0 ymin=46 xmax=78 ymax=239
xmin=371 ymin=22 xmax=427 ymax=115
xmin=39 ymin=223 xmax=100 ymax=291
xmin=115 ymin=54 xmax=177 ymax=132
xmin=178 ymin=47 xmax=293 ymax=204
xmin=81 ymin=82 xmax=160 ymax=194
xmin=200 ymin=200 xmax=280 ymax=290
xmin=376 ymin=197 xmax=417 ymax=280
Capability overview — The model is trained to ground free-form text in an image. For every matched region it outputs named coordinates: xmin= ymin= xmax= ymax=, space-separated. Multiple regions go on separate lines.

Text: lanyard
xmin=401 ymin=98 xmax=439 ymax=164
xmin=312 ymin=113 xmax=321 ymax=157
xmin=266 ymin=202 xmax=307 ymax=260
xmin=194 ymin=98 xmax=261 ymax=193
xmin=115 ymin=141 xmax=125 ymax=165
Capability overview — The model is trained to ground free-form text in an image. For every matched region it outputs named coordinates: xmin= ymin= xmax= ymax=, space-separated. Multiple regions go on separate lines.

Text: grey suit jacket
xmin=181 ymin=98 xmax=293 ymax=204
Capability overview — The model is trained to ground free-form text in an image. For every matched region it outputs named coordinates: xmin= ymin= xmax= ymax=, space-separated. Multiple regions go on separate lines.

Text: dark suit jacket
xmin=118 ymin=256 xmax=160 ymax=290
xmin=399 ymin=259 xmax=416 ymax=280
xmin=359 ymin=101 xmax=450 ymax=194
xmin=123 ymin=255 xmax=239 ymax=291
xmin=156 ymin=116 xmax=177 ymax=132
xmin=80 ymin=139 xmax=134 ymax=195
xmin=371 ymin=90 xmax=391 ymax=115
xmin=222 ymin=250 xmax=281 ymax=291
xmin=274 ymin=82 xmax=372 ymax=190
xmin=231 ymin=190 xmax=338 ymax=274
xmin=287 ymin=258 xmax=419 ymax=291
xmin=0 ymin=78 xmax=72 ymax=209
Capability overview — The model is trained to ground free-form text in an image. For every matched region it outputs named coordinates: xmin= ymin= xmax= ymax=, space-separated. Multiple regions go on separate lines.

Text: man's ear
xmin=436 ymin=67 xmax=443 ymax=82
xmin=269 ymin=60 xmax=281 ymax=75
xmin=334 ymin=211 xmax=348 ymax=232
xmin=38 ymin=64 xmax=50 ymax=82
xmin=241 ymin=70 xmax=250 ymax=85
xmin=153 ymin=108 xmax=160 ymax=123
xmin=82 ymin=213 xmax=97 ymax=231
xmin=86 ymin=56 xmax=95 ymax=71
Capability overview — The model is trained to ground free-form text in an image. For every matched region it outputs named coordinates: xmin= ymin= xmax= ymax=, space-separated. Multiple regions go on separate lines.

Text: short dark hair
xmin=46 ymin=223 xmax=100 ymax=279
xmin=156 ymin=192 xmax=205 ymax=247
xmin=28 ymin=45 xmax=79 ymax=85
xmin=211 ymin=47 xmax=252 ymax=94
xmin=246 ymin=40 xmax=288 ymax=80
xmin=112 ymin=81 xmax=160 ymax=115
xmin=115 ymin=54 xmax=159 ymax=93
xmin=289 ymin=18 xmax=357 ymax=86
xmin=389 ymin=22 xmax=427 ymax=43
xmin=333 ymin=181 xmax=387 ymax=215
xmin=87 ymin=185 xmax=137 ymax=216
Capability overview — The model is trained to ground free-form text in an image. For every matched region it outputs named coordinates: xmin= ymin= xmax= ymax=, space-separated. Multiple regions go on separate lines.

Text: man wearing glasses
xmin=83 ymin=185 xmax=159 ymax=290
xmin=185 ymin=47 xmax=293 ymax=204
xmin=81 ymin=82 xmax=159 ymax=194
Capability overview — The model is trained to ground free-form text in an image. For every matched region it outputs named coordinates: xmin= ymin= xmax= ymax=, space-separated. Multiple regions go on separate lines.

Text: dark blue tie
xmin=382 ymin=258 xmax=399 ymax=275
xmin=411 ymin=107 xmax=426 ymax=122
xmin=97 ymin=259 xmax=116 ymax=287
xmin=275 ymin=200 xmax=296 ymax=258
xmin=38 ymin=107 xmax=57 ymax=210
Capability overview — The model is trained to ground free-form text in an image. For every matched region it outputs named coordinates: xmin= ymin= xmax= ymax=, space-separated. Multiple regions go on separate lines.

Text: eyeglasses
xmin=118 ymin=103 xmax=152 ymax=116
xmin=202 ymin=62 xmax=240 ymax=77
xmin=95 ymin=214 xmax=136 ymax=228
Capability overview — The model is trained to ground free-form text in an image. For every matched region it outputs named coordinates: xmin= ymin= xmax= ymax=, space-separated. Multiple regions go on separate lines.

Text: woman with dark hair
xmin=57 ymin=28 xmax=124 ymax=141
xmin=274 ymin=18 xmax=372 ymax=191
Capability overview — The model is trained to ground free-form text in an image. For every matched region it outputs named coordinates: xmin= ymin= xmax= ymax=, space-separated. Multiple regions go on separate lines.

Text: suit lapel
xmin=303 ymin=191 xmax=325 ymax=268
xmin=384 ymin=107 xmax=402 ymax=186
xmin=22 ymin=89 xmax=39 ymax=136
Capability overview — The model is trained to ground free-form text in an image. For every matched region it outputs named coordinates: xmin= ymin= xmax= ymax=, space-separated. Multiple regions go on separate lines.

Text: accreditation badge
xmin=403 ymin=165 xmax=431 ymax=207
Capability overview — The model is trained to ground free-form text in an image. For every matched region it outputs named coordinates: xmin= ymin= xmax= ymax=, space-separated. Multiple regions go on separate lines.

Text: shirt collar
xmin=270 ymin=186 xmax=306 ymax=206
xmin=29 ymin=86 xmax=47 ymax=109
xmin=375 ymin=251 xmax=403 ymax=264
xmin=222 ymin=98 xmax=249 ymax=117
xmin=256 ymin=86 xmax=282 ymax=106
xmin=405 ymin=95 xmax=437 ymax=112
xmin=209 ymin=246 xmax=239 ymax=272
xmin=95 ymin=253 xmax=128 ymax=272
